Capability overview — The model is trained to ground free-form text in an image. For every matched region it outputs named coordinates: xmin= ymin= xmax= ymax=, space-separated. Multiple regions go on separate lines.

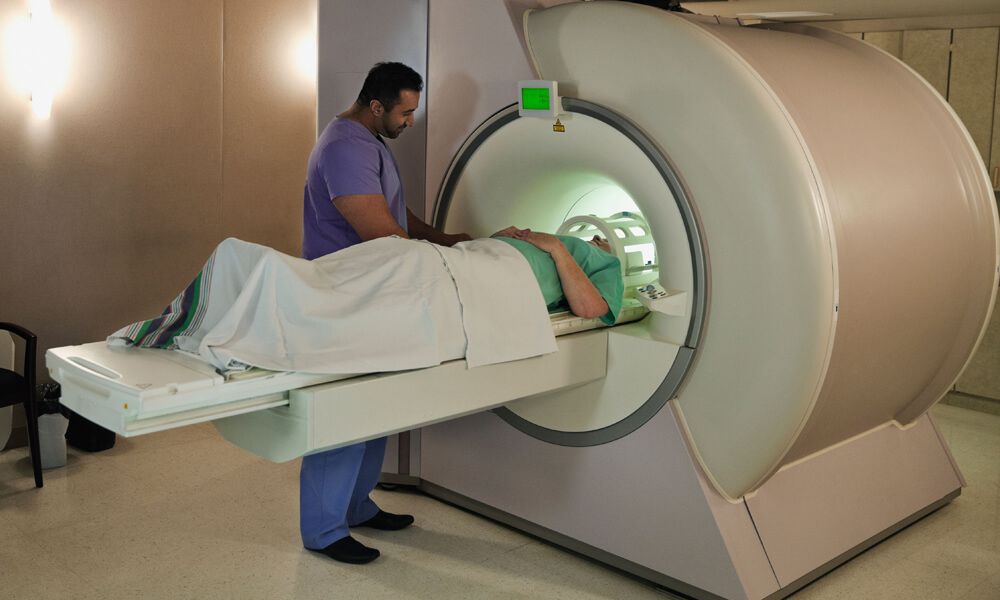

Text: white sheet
xmin=109 ymin=237 xmax=556 ymax=374
xmin=434 ymin=238 xmax=559 ymax=367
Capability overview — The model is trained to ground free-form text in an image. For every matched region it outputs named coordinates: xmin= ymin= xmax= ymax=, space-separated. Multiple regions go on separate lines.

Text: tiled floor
xmin=1 ymin=403 xmax=997 ymax=599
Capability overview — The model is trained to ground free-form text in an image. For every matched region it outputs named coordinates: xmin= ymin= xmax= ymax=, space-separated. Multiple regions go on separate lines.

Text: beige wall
xmin=0 ymin=0 xmax=316 ymax=371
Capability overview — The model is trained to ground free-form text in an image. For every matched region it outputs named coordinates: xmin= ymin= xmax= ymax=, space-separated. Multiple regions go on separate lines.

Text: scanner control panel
xmin=636 ymin=283 xmax=687 ymax=316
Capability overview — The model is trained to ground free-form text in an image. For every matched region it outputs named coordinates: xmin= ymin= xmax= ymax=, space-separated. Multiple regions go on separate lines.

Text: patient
xmin=109 ymin=228 xmax=624 ymax=375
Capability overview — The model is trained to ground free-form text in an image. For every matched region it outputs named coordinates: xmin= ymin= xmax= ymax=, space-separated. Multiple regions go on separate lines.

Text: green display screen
xmin=521 ymin=87 xmax=550 ymax=111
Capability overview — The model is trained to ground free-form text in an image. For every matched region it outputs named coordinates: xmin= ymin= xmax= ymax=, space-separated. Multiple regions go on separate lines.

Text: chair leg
xmin=23 ymin=397 xmax=43 ymax=488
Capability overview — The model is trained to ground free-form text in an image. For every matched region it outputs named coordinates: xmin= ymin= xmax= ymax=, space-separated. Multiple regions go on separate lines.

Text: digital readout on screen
xmin=521 ymin=87 xmax=551 ymax=111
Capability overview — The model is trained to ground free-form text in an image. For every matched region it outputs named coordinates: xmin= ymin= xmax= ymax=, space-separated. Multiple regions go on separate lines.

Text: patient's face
xmin=587 ymin=236 xmax=611 ymax=254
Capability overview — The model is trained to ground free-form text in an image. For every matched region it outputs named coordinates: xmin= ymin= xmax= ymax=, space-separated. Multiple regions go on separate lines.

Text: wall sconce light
xmin=4 ymin=1 xmax=68 ymax=119
xmin=27 ymin=0 xmax=68 ymax=119
xmin=3 ymin=0 xmax=68 ymax=119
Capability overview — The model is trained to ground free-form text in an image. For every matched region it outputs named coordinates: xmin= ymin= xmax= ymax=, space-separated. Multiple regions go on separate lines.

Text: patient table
xmin=47 ymin=303 xmax=649 ymax=461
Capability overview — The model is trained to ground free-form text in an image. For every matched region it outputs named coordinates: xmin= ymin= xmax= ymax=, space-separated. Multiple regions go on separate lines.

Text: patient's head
xmin=587 ymin=236 xmax=611 ymax=254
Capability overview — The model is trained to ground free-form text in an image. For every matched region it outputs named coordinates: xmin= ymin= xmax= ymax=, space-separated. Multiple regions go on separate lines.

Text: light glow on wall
xmin=294 ymin=30 xmax=317 ymax=85
xmin=5 ymin=0 xmax=69 ymax=119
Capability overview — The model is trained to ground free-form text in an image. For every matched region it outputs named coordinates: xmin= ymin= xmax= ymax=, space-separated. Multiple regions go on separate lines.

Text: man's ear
xmin=370 ymin=99 xmax=384 ymax=116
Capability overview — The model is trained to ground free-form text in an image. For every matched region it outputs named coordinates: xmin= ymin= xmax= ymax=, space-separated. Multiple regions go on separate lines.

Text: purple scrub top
xmin=302 ymin=118 xmax=408 ymax=260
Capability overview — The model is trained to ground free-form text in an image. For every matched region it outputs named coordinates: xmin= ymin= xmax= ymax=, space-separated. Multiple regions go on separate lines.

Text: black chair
xmin=0 ymin=323 xmax=42 ymax=487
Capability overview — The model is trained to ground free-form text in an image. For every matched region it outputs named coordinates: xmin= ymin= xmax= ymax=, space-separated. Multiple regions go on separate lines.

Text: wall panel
xmin=901 ymin=29 xmax=951 ymax=98
xmin=949 ymin=27 xmax=999 ymax=165
xmin=223 ymin=0 xmax=317 ymax=255
xmin=863 ymin=31 xmax=903 ymax=58
xmin=127 ymin=0 xmax=226 ymax=323
xmin=993 ymin=53 xmax=1000 ymax=189
xmin=956 ymin=293 xmax=1000 ymax=399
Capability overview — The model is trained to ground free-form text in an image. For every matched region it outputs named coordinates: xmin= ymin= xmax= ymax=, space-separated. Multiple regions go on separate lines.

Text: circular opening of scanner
xmin=433 ymin=100 xmax=706 ymax=446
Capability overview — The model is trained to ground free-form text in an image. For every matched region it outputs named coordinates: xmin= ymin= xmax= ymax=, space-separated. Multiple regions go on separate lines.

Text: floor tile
xmin=961 ymin=571 xmax=1000 ymax=599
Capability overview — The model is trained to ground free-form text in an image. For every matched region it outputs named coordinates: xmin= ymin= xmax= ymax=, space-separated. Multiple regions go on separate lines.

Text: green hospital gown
xmin=495 ymin=235 xmax=623 ymax=326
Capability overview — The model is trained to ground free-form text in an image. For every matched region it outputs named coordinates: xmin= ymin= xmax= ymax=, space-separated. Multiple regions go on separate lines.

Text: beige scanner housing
xmin=430 ymin=2 xmax=997 ymax=501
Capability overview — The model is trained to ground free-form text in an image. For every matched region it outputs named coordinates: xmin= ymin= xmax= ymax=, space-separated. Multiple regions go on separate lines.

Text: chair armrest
xmin=0 ymin=322 xmax=36 ymax=343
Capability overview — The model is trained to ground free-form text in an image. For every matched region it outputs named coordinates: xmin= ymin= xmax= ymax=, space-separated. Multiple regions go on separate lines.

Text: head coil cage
xmin=556 ymin=211 xmax=658 ymax=295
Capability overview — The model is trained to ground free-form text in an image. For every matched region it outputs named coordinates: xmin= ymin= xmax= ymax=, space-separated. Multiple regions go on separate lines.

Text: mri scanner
xmin=46 ymin=2 xmax=998 ymax=598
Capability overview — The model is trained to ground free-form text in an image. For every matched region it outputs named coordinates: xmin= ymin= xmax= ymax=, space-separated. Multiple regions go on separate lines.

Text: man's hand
xmin=444 ymin=232 xmax=473 ymax=246
xmin=406 ymin=208 xmax=471 ymax=246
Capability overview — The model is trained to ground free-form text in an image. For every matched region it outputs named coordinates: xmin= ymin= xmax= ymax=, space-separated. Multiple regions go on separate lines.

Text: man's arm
xmin=516 ymin=231 xmax=610 ymax=320
xmin=407 ymin=208 xmax=472 ymax=247
xmin=333 ymin=194 xmax=410 ymax=240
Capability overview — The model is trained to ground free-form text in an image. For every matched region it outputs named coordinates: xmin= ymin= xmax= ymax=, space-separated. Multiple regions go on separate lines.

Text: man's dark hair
xmin=357 ymin=62 xmax=423 ymax=111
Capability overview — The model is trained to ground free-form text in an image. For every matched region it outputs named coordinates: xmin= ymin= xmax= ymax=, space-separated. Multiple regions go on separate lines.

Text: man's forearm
xmin=334 ymin=194 xmax=411 ymax=241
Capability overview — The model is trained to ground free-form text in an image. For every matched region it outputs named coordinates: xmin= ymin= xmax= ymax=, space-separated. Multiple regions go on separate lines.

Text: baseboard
xmin=941 ymin=391 xmax=1000 ymax=416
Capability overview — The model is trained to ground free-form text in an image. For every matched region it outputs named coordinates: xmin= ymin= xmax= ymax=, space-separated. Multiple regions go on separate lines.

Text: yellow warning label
xmin=553 ymin=119 xmax=565 ymax=133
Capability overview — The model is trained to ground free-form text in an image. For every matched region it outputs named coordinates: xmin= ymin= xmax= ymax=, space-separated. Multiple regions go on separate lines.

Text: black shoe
xmin=354 ymin=510 xmax=415 ymax=531
xmin=314 ymin=536 xmax=380 ymax=564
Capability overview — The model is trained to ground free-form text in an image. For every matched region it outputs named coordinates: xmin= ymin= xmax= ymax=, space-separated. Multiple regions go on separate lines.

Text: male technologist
xmin=300 ymin=62 xmax=470 ymax=565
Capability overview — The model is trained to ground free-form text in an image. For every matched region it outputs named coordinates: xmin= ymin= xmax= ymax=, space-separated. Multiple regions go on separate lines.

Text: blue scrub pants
xmin=299 ymin=437 xmax=387 ymax=549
